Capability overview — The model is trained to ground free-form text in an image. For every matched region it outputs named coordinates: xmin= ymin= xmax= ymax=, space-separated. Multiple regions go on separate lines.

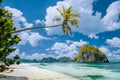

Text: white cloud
xmin=47 ymin=39 xmax=88 ymax=58
xmin=5 ymin=6 xmax=50 ymax=47
xmin=99 ymin=46 xmax=113 ymax=60
xmin=19 ymin=32 xmax=50 ymax=47
xmin=34 ymin=19 xmax=45 ymax=25
xmin=99 ymin=46 xmax=110 ymax=54
xmin=99 ymin=46 xmax=120 ymax=62
xmin=21 ymin=52 xmax=57 ymax=60
xmin=102 ymin=1 xmax=120 ymax=31
xmin=112 ymin=49 xmax=120 ymax=54
xmin=51 ymin=42 xmax=68 ymax=51
xmin=8 ymin=48 xmax=55 ymax=60
xmin=20 ymin=52 xmax=47 ymax=60
xmin=5 ymin=6 xmax=33 ymax=29
xmin=88 ymin=33 xmax=99 ymax=39
xmin=28 ymin=32 xmax=50 ymax=46
xmin=106 ymin=37 xmax=120 ymax=48
xmin=45 ymin=0 xmax=120 ymax=38
xmin=99 ymin=46 xmax=120 ymax=61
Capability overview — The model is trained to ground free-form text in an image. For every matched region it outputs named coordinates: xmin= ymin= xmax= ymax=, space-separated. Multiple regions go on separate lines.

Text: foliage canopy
xmin=0 ymin=1 xmax=21 ymax=72
xmin=55 ymin=6 xmax=80 ymax=36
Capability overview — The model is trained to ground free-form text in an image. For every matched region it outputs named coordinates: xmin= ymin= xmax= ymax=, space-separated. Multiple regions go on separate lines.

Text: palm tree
xmin=12 ymin=6 xmax=80 ymax=35
xmin=55 ymin=6 xmax=80 ymax=36
xmin=12 ymin=24 xmax=62 ymax=34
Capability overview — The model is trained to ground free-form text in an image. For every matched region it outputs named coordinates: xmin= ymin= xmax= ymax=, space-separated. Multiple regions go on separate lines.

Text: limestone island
xmin=74 ymin=45 xmax=109 ymax=63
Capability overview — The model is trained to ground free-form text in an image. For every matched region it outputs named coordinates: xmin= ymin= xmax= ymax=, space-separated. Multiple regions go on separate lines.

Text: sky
xmin=2 ymin=0 xmax=120 ymax=61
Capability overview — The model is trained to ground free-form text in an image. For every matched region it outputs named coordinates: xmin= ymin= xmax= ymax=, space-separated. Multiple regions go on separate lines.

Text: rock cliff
xmin=74 ymin=45 xmax=109 ymax=63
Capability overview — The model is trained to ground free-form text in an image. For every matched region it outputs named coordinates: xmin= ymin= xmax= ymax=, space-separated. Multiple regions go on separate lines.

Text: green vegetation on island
xmin=40 ymin=57 xmax=57 ymax=63
xmin=74 ymin=45 xmax=109 ymax=63
xmin=39 ymin=57 xmax=73 ymax=63
xmin=28 ymin=57 xmax=73 ymax=63
xmin=58 ymin=57 xmax=73 ymax=62
xmin=16 ymin=45 xmax=110 ymax=63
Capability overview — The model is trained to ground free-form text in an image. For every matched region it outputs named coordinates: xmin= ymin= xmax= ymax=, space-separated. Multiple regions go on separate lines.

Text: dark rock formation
xmin=58 ymin=57 xmax=73 ymax=62
xmin=40 ymin=57 xmax=57 ymax=63
xmin=74 ymin=45 xmax=109 ymax=63
xmin=39 ymin=57 xmax=73 ymax=63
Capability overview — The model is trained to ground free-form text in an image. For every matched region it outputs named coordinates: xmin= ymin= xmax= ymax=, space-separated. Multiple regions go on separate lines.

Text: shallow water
xmin=0 ymin=76 xmax=27 ymax=80
xmin=32 ymin=62 xmax=120 ymax=80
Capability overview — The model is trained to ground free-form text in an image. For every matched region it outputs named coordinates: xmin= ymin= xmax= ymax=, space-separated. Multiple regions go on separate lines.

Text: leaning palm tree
xmin=12 ymin=24 xmax=62 ymax=34
xmin=55 ymin=6 xmax=80 ymax=36
xmin=12 ymin=6 xmax=80 ymax=35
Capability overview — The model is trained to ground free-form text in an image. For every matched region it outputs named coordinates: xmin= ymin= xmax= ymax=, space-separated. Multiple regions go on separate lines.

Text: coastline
xmin=0 ymin=63 xmax=77 ymax=80
xmin=1 ymin=63 xmax=120 ymax=80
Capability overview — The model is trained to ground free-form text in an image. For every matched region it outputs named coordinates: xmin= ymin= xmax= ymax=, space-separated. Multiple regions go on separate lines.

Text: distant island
xmin=32 ymin=57 xmax=73 ymax=63
xmin=21 ymin=45 xmax=109 ymax=63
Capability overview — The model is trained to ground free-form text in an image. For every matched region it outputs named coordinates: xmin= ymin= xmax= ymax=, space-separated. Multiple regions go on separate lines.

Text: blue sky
xmin=2 ymin=0 xmax=120 ymax=61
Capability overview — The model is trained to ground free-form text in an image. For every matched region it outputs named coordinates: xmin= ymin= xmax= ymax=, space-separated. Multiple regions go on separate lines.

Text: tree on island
xmin=0 ymin=0 xmax=80 ymax=72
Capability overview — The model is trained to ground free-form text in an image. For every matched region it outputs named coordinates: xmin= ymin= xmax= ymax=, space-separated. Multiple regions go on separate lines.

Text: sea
xmin=32 ymin=62 xmax=120 ymax=80
xmin=0 ymin=62 xmax=120 ymax=80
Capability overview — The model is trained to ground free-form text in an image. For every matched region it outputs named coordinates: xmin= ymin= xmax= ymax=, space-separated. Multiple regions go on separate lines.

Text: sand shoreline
xmin=0 ymin=63 xmax=77 ymax=80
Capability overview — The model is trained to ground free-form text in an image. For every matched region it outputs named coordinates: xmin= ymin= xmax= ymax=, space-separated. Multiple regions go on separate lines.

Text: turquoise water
xmin=32 ymin=62 xmax=120 ymax=80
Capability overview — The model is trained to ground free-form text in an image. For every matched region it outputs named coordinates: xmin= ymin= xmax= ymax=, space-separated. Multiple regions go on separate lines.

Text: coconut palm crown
xmin=55 ymin=6 xmax=80 ymax=36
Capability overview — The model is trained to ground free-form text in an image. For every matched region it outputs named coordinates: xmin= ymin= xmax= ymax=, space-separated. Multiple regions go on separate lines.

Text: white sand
xmin=0 ymin=63 xmax=77 ymax=80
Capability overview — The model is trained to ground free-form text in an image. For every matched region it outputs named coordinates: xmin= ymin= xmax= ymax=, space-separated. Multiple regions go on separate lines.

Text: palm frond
xmin=62 ymin=5 xmax=66 ymax=12
xmin=55 ymin=6 xmax=80 ymax=36
xmin=54 ymin=17 xmax=62 ymax=22
xmin=62 ymin=24 xmax=66 ymax=34
xmin=62 ymin=23 xmax=73 ymax=36
xmin=68 ymin=18 xmax=79 ymax=26
xmin=65 ymin=7 xmax=72 ymax=14
xmin=70 ymin=12 xmax=80 ymax=17
xmin=56 ymin=8 xmax=63 ymax=15
xmin=66 ymin=24 xmax=72 ymax=36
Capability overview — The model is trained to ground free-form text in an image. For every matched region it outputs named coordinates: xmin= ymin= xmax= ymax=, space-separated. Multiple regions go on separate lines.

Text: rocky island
xmin=74 ymin=45 xmax=109 ymax=63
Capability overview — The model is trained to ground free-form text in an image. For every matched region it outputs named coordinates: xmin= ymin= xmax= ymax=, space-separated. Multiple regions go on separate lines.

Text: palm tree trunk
xmin=12 ymin=24 xmax=62 ymax=34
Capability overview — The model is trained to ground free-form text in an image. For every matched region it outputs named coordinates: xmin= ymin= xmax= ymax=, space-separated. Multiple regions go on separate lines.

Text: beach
xmin=0 ymin=63 xmax=77 ymax=80
xmin=0 ymin=63 xmax=120 ymax=80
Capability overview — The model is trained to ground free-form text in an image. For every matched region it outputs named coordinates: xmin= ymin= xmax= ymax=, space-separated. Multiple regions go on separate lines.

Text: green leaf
xmin=0 ymin=4 xmax=21 ymax=68
xmin=14 ymin=55 xmax=20 ymax=60
xmin=65 ymin=7 xmax=72 ymax=14
xmin=54 ymin=17 xmax=62 ymax=22
xmin=56 ymin=8 xmax=63 ymax=15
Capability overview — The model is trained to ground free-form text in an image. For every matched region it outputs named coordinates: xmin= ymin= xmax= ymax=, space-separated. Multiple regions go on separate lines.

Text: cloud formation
xmin=34 ymin=19 xmax=45 ymax=25
xmin=5 ymin=6 xmax=50 ymax=47
xmin=47 ymin=40 xmax=89 ymax=58
xmin=8 ymin=49 xmax=55 ymax=60
xmin=19 ymin=32 xmax=50 ymax=47
xmin=45 ymin=0 xmax=120 ymax=38
xmin=99 ymin=46 xmax=120 ymax=61
xmin=106 ymin=37 xmax=120 ymax=48
xmin=20 ymin=52 xmax=54 ymax=60
xmin=102 ymin=1 xmax=120 ymax=31
xmin=99 ymin=37 xmax=120 ymax=61
xmin=5 ymin=6 xmax=33 ymax=29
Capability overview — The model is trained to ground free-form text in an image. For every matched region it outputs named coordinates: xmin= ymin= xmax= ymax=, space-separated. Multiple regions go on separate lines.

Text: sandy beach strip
xmin=0 ymin=63 xmax=77 ymax=80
